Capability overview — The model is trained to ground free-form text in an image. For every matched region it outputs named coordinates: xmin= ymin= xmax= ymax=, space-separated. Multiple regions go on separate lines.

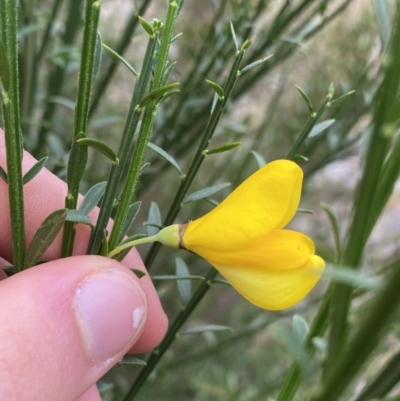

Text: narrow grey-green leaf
xmin=162 ymin=61 xmax=177 ymax=85
xmin=176 ymin=257 xmax=191 ymax=306
xmin=321 ymin=202 xmax=342 ymax=263
xmin=118 ymin=356 xmax=147 ymax=366
xmin=23 ymin=157 xmax=48 ymax=185
xmin=100 ymin=230 xmax=109 ymax=256
xmin=291 ymin=155 xmax=309 ymax=164
xmin=171 ymin=32 xmax=182 ymax=43
xmin=117 ymin=201 xmax=142 ymax=243
xmin=308 ymin=119 xmax=336 ymax=138
xmin=322 ymin=265 xmax=383 ymax=290
xmin=330 ymin=90 xmax=355 ymax=105
xmin=295 ymin=85 xmax=314 ymax=115
xmin=205 ymin=79 xmax=224 ymax=98
xmin=151 ymin=275 xmax=205 ymax=281
xmin=24 ymin=209 xmax=68 ymax=268
xmin=3 ymin=266 xmax=15 ymax=276
xmin=139 ymin=83 xmax=180 ymax=108
xmin=138 ymin=16 xmax=154 ymax=36
xmin=271 ymin=323 xmax=309 ymax=372
xmin=0 ymin=39 xmax=10 ymax=90
xmin=147 ymin=202 xmax=161 ymax=237
xmin=0 ymin=165 xmax=8 ymax=183
xmin=183 ymin=183 xmax=231 ymax=204
xmin=48 ymin=96 xmax=75 ymax=111
xmin=79 ymin=181 xmax=107 ymax=215
xmin=293 ymin=315 xmax=309 ymax=344
xmin=312 ymin=337 xmax=328 ymax=354
xmin=205 ymin=142 xmax=241 ymax=155
xmin=240 ymin=55 xmax=272 ymax=74
xmin=230 ymin=22 xmax=239 ymax=51
xmin=373 ymin=0 xmax=391 ymax=50
xmin=92 ymin=32 xmax=102 ymax=82
xmin=297 ymin=208 xmax=314 ymax=214
xmin=102 ymin=43 xmax=137 ymax=77
xmin=77 ymin=138 xmax=118 ymax=164
xmin=131 ymin=268 xmax=147 ymax=278
xmin=66 ymin=210 xmax=93 ymax=226
xmin=251 ymin=151 xmax=266 ymax=168
xmin=180 ymin=325 xmax=233 ymax=335
xmin=148 ymin=142 xmax=183 ymax=175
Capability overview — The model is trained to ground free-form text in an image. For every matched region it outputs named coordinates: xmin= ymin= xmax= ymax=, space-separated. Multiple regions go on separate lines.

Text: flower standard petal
xmin=213 ymin=255 xmax=325 ymax=310
xmin=190 ymin=229 xmax=315 ymax=270
xmin=184 ymin=160 xmax=303 ymax=252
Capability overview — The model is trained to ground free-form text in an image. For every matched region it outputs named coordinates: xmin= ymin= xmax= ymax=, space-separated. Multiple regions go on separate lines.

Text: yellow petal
xmin=213 ymin=255 xmax=325 ymax=310
xmin=198 ymin=229 xmax=315 ymax=270
xmin=184 ymin=160 xmax=303 ymax=252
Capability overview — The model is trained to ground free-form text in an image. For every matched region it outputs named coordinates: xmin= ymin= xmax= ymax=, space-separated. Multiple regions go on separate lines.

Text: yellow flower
xmin=113 ymin=159 xmax=325 ymax=310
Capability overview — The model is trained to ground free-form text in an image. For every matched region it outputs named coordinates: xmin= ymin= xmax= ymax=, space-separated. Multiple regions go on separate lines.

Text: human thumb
xmin=0 ymin=255 xmax=148 ymax=401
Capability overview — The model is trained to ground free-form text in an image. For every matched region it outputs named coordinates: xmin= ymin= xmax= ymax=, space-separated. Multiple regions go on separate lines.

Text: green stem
xmin=107 ymin=0 xmax=179 ymax=251
xmin=89 ymin=0 xmax=152 ymax=116
xmin=1 ymin=0 xmax=25 ymax=272
xmin=61 ymin=0 xmax=100 ymax=257
xmin=107 ymin=234 xmax=158 ymax=258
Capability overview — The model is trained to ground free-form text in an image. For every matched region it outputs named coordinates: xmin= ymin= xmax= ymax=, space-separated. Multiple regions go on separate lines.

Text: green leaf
xmin=0 ymin=165 xmax=8 ymax=183
xmin=118 ymin=356 xmax=147 ymax=366
xmin=23 ymin=157 xmax=48 ymax=185
xmin=241 ymin=38 xmax=253 ymax=50
xmin=297 ymin=208 xmax=314 ymax=214
xmin=180 ymin=325 xmax=233 ymax=335
xmin=131 ymin=268 xmax=147 ymax=278
xmin=230 ymin=22 xmax=239 ymax=51
xmin=102 ymin=43 xmax=137 ymax=77
xmin=79 ymin=181 xmax=107 ymax=215
xmin=147 ymin=202 xmax=161 ymax=237
xmin=92 ymin=32 xmax=102 ymax=83
xmin=0 ymin=39 xmax=10 ymax=91
xmin=3 ymin=266 xmax=15 ymax=277
xmin=77 ymin=138 xmax=118 ymax=164
xmin=330 ymin=90 xmax=355 ymax=105
xmin=176 ymin=257 xmax=191 ymax=306
xmin=308 ymin=119 xmax=336 ymax=138
xmin=24 ymin=209 xmax=68 ymax=268
xmin=148 ymin=142 xmax=183 ymax=175
xmin=138 ymin=16 xmax=154 ymax=36
xmin=271 ymin=323 xmax=309 ymax=372
xmin=322 ymin=265 xmax=383 ymax=291
xmin=204 ymin=142 xmax=241 ymax=155
xmin=293 ymin=315 xmax=309 ymax=345
xmin=162 ymin=61 xmax=177 ymax=85
xmin=312 ymin=337 xmax=328 ymax=354
xmin=291 ymin=155 xmax=309 ymax=164
xmin=295 ymin=85 xmax=314 ymax=115
xmin=321 ymin=203 xmax=342 ymax=263
xmin=205 ymin=79 xmax=224 ymax=98
xmin=240 ymin=55 xmax=272 ymax=74
xmin=66 ymin=210 xmax=93 ymax=226
xmin=151 ymin=275 xmax=205 ymax=281
xmin=373 ymin=0 xmax=391 ymax=50
xmin=138 ymin=83 xmax=180 ymax=108
xmin=99 ymin=230 xmax=109 ymax=256
xmin=183 ymin=183 xmax=231 ymax=204
xmin=251 ymin=151 xmax=266 ymax=168
xmin=117 ymin=201 xmax=142 ymax=243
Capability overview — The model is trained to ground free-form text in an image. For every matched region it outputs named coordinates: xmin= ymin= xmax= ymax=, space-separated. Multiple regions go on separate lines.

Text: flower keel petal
xmin=213 ymin=254 xmax=325 ymax=310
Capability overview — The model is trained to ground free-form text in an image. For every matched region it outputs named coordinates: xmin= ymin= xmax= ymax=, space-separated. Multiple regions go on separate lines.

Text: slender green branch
xmin=61 ymin=0 xmax=100 ymax=257
xmin=107 ymin=0 xmax=179 ymax=251
xmin=1 ymin=0 xmax=25 ymax=272
xmin=89 ymin=0 xmax=152 ymax=115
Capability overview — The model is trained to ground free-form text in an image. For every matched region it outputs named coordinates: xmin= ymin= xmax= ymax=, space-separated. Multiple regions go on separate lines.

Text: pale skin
xmin=0 ymin=129 xmax=168 ymax=401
